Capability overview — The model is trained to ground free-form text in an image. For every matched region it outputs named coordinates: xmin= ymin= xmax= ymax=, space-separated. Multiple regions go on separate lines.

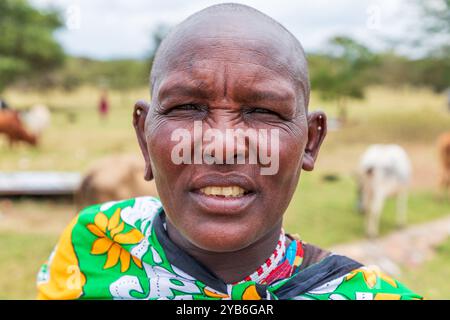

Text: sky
xmin=30 ymin=0 xmax=423 ymax=60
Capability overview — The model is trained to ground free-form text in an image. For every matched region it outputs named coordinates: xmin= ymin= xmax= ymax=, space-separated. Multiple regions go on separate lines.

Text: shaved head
xmin=150 ymin=3 xmax=310 ymax=108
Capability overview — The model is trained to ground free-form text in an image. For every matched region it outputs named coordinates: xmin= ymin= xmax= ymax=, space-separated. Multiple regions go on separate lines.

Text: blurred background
xmin=0 ymin=0 xmax=449 ymax=299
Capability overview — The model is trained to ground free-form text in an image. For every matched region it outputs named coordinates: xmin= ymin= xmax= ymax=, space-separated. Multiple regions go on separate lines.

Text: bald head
xmin=150 ymin=3 xmax=310 ymax=108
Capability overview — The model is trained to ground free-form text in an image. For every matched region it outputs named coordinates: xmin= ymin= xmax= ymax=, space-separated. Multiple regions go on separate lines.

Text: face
xmin=134 ymin=34 xmax=327 ymax=253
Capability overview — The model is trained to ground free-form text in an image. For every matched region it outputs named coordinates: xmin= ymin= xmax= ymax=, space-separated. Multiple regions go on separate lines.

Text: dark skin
xmin=133 ymin=8 xmax=327 ymax=284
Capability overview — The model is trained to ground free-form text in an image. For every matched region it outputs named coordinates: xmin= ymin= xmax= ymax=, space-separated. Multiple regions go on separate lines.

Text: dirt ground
xmin=331 ymin=214 xmax=450 ymax=276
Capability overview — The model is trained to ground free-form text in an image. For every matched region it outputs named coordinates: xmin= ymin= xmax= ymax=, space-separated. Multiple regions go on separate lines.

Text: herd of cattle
xmin=0 ymin=104 xmax=450 ymax=238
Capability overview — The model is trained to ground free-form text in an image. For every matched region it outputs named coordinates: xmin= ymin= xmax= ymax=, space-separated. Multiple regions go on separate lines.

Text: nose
xmin=199 ymin=116 xmax=251 ymax=165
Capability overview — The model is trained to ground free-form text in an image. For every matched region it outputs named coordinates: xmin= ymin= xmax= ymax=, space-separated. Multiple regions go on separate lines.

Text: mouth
xmin=199 ymin=186 xmax=250 ymax=198
xmin=189 ymin=173 xmax=257 ymax=215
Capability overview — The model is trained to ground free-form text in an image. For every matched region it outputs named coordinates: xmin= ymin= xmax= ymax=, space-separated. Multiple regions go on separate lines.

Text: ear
xmin=133 ymin=100 xmax=153 ymax=181
xmin=302 ymin=111 xmax=327 ymax=171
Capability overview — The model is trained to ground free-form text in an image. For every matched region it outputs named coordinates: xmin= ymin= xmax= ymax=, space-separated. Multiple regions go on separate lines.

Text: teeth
xmin=200 ymin=186 xmax=246 ymax=197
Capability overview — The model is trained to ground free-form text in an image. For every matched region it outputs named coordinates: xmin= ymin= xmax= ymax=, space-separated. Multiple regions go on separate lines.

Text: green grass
xmin=327 ymin=109 xmax=450 ymax=145
xmin=0 ymin=232 xmax=58 ymax=299
xmin=399 ymin=238 xmax=450 ymax=299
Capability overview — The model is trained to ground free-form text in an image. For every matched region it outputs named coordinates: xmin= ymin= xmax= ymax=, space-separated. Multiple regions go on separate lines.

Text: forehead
xmin=165 ymin=34 xmax=299 ymax=77
xmin=154 ymin=36 xmax=300 ymax=100
xmin=157 ymin=59 xmax=297 ymax=105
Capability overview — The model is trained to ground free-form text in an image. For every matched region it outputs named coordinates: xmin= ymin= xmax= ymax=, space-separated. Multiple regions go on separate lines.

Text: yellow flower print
xmin=204 ymin=288 xmax=229 ymax=299
xmin=242 ymin=285 xmax=262 ymax=300
xmin=87 ymin=208 xmax=144 ymax=272
xmin=374 ymin=293 xmax=401 ymax=300
xmin=346 ymin=267 xmax=398 ymax=289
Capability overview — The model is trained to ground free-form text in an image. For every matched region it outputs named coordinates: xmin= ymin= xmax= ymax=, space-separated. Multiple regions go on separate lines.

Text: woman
xmin=37 ymin=3 xmax=421 ymax=300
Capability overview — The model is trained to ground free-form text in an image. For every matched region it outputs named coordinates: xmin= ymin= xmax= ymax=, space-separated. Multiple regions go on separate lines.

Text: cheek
xmin=279 ymin=136 xmax=304 ymax=173
xmin=262 ymin=131 xmax=306 ymax=204
xmin=275 ymin=126 xmax=306 ymax=178
xmin=147 ymin=122 xmax=187 ymax=188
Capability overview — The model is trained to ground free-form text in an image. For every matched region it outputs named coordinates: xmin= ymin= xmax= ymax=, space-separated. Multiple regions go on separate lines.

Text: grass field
xmin=400 ymin=238 xmax=450 ymax=299
xmin=1 ymin=85 xmax=450 ymax=299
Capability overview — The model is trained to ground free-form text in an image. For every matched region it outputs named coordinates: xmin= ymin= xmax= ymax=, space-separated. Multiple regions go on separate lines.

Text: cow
xmin=0 ymin=110 xmax=37 ymax=146
xmin=75 ymin=154 xmax=159 ymax=210
xmin=357 ymin=144 xmax=412 ymax=238
xmin=437 ymin=132 xmax=450 ymax=199
xmin=20 ymin=104 xmax=51 ymax=136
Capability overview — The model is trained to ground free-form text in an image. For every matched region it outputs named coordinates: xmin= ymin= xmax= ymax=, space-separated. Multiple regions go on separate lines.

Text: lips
xmin=189 ymin=173 xmax=257 ymax=215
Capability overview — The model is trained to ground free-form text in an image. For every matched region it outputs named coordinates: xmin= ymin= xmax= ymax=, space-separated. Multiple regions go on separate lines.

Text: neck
xmin=166 ymin=220 xmax=284 ymax=284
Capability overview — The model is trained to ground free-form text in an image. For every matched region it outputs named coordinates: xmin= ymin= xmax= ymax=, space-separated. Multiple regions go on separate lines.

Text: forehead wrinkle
xmin=161 ymin=58 xmax=301 ymax=95
xmin=162 ymin=35 xmax=304 ymax=84
xmin=187 ymin=53 xmax=298 ymax=85
xmin=234 ymin=87 xmax=295 ymax=104
xmin=158 ymin=76 xmax=217 ymax=102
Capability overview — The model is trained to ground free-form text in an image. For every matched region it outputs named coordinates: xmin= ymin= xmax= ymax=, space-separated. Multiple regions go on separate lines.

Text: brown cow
xmin=0 ymin=110 xmax=37 ymax=146
xmin=75 ymin=154 xmax=159 ymax=210
xmin=438 ymin=132 xmax=450 ymax=199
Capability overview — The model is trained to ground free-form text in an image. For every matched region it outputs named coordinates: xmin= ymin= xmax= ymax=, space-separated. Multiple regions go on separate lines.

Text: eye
xmin=173 ymin=104 xmax=201 ymax=111
xmin=243 ymin=107 xmax=280 ymax=117
xmin=250 ymin=108 xmax=271 ymax=114
xmin=165 ymin=104 xmax=207 ymax=114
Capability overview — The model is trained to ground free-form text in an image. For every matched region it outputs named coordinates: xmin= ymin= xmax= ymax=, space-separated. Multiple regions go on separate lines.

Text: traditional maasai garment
xmin=37 ymin=196 xmax=423 ymax=300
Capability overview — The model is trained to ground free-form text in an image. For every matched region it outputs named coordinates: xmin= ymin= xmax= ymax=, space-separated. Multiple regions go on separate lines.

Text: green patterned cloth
xmin=37 ymin=196 xmax=422 ymax=300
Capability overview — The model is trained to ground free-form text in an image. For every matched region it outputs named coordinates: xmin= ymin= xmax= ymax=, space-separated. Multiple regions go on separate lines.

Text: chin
xmin=186 ymin=224 xmax=260 ymax=253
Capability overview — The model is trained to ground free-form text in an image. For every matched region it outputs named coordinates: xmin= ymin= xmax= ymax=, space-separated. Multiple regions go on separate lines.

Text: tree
xmin=412 ymin=46 xmax=450 ymax=93
xmin=415 ymin=0 xmax=450 ymax=93
xmin=419 ymin=0 xmax=450 ymax=36
xmin=309 ymin=36 xmax=378 ymax=122
xmin=0 ymin=0 xmax=65 ymax=93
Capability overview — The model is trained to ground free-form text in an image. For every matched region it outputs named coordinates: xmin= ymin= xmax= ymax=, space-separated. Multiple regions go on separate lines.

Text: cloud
xmin=30 ymin=0 xmax=417 ymax=59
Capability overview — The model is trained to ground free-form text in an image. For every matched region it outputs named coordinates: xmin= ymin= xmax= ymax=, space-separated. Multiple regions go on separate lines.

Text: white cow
xmin=21 ymin=104 xmax=51 ymax=136
xmin=357 ymin=144 xmax=411 ymax=238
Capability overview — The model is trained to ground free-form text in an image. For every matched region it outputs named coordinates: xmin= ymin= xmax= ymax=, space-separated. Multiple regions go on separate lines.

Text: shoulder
xmin=290 ymin=239 xmax=423 ymax=300
xmin=37 ymin=196 xmax=163 ymax=299
xmin=77 ymin=196 xmax=163 ymax=223
xmin=298 ymin=241 xmax=332 ymax=270
xmin=68 ymin=196 xmax=164 ymax=262
xmin=73 ymin=196 xmax=163 ymax=245
xmin=298 ymin=253 xmax=423 ymax=300
xmin=306 ymin=264 xmax=422 ymax=300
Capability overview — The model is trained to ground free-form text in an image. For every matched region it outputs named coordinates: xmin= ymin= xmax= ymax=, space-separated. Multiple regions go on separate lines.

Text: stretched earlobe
xmin=302 ymin=111 xmax=327 ymax=171
xmin=133 ymin=100 xmax=154 ymax=181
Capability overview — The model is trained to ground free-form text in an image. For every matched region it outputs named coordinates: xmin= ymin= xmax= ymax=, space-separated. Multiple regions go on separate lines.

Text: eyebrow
xmin=234 ymin=88 xmax=295 ymax=105
xmin=158 ymin=82 xmax=214 ymax=102
xmin=157 ymin=78 xmax=295 ymax=106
